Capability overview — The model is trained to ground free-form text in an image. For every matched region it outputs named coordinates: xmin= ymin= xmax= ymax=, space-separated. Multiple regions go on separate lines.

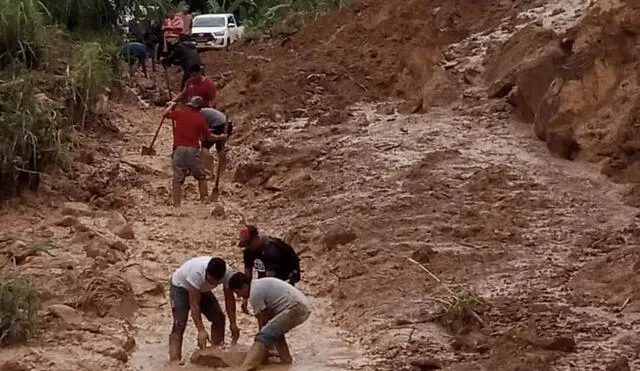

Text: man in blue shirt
xmin=121 ymin=41 xmax=148 ymax=78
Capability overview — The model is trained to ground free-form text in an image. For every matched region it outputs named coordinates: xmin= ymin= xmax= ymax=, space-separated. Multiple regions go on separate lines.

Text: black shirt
xmin=243 ymin=236 xmax=300 ymax=282
xmin=163 ymin=41 xmax=201 ymax=71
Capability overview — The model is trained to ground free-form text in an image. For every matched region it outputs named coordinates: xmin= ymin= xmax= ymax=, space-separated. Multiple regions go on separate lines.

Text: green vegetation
xmin=433 ymin=287 xmax=487 ymax=331
xmin=0 ymin=0 xmax=166 ymax=199
xmin=0 ymin=275 xmax=40 ymax=345
xmin=0 ymin=0 xmax=48 ymax=68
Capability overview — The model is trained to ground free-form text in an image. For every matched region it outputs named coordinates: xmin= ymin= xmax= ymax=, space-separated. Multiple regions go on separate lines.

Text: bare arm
xmin=223 ymin=286 xmax=237 ymax=327
xmin=256 ymin=311 xmax=269 ymax=330
xmin=188 ymin=286 xmax=206 ymax=332
xmin=163 ymin=102 xmax=177 ymax=117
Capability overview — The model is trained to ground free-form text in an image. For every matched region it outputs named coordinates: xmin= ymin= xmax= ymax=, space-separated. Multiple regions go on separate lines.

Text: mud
xmin=4 ymin=0 xmax=640 ymax=370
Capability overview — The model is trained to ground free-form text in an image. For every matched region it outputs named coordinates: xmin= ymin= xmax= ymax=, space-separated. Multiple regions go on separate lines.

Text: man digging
xmin=163 ymin=96 xmax=227 ymax=207
xmin=228 ymin=273 xmax=311 ymax=370
xmin=238 ymin=225 xmax=301 ymax=314
xmin=169 ymin=256 xmax=241 ymax=364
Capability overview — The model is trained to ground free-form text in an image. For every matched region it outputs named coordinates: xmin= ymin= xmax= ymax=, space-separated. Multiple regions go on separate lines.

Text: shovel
xmin=141 ymin=116 xmax=165 ymax=156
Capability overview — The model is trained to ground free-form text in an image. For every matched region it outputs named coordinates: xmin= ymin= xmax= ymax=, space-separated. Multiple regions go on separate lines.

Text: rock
xmin=0 ymin=361 xmax=28 ymax=371
xmin=84 ymin=240 xmax=125 ymax=264
xmin=101 ymin=347 xmax=129 ymax=362
xmin=48 ymin=304 xmax=82 ymax=325
xmin=190 ymin=348 xmax=246 ymax=367
xmin=410 ymin=357 xmax=442 ymax=370
xmin=210 ymin=204 xmax=226 ymax=218
xmin=487 ymin=76 xmax=515 ymax=99
xmin=542 ymin=335 xmax=576 ymax=352
xmin=53 ymin=215 xmax=77 ymax=227
xmin=411 ymin=245 xmax=436 ymax=264
xmin=546 ymin=131 xmax=580 ymax=160
xmin=233 ymin=162 xmax=266 ymax=185
xmin=114 ymin=224 xmax=135 ymax=240
xmin=606 ymin=356 xmax=630 ymax=371
xmin=62 ymin=202 xmax=94 ymax=217
xmin=317 ymin=110 xmax=349 ymax=126
xmin=106 ymin=212 xmax=127 ymax=232
xmin=323 ymin=228 xmax=357 ymax=251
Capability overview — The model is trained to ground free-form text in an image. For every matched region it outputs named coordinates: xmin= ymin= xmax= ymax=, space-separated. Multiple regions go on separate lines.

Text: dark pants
xmin=202 ymin=121 xmax=234 ymax=152
xmin=169 ymin=284 xmax=226 ymax=344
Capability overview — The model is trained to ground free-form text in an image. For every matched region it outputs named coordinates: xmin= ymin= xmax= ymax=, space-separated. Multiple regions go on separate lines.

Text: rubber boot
xmin=172 ymin=185 xmax=182 ymax=207
xmin=201 ymin=149 xmax=215 ymax=179
xmin=169 ymin=333 xmax=183 ymax=363
xmin=240 ymin=341 xmax=267 ymax=370
xmin=274 ymin=337 xmax=292 ymax=364
xmin=197 ymin=180 xmax=208 ymax=203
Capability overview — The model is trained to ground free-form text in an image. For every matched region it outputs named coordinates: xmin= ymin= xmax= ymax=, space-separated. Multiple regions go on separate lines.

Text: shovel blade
xmin=141 ymin=146 xmax=156 ymax=156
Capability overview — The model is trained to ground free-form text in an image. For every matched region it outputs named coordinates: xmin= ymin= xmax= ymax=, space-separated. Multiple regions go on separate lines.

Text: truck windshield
xmin=193 ymin=17 xmax=225 ymax=27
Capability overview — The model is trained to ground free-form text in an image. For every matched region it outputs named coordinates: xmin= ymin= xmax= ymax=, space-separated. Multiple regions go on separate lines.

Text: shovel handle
xmin=148 ymin=116 xmax=166 ymax=149
xmin=164 ymin=68 xmax=173 ymax=101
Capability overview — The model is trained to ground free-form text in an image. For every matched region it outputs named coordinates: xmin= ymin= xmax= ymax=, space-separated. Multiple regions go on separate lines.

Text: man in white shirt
xmin=228 ymin=273 xmax=311 ymax=369
xmin=169 ymin=256 xmax=240 ymax=363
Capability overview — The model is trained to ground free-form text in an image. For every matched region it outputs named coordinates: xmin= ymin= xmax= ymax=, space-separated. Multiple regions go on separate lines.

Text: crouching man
xmin=228 ymin=273 xmax=310 ymax=369
xmin=169 ymin=257 xmax=240 ymax=363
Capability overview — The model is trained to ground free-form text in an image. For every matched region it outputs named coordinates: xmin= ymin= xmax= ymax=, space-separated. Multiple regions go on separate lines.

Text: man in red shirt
xmin=171 ymin=65 xmax=217 ymax=107
xmin=164 ymin=96 xmax=227 ymax=207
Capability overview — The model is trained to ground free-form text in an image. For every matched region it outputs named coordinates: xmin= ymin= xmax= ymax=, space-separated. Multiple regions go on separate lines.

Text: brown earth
xmin=5 ymin=0 xmax=640 ymax=370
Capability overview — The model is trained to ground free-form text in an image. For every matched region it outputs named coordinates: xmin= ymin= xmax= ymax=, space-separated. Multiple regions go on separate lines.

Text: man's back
xmin=165 ymin=108 xmax=208 ymax=148
xmin=199 ymin=108 xmax=226 ymax=129
xmin=249 ymin=278 xmax=309 ymax=316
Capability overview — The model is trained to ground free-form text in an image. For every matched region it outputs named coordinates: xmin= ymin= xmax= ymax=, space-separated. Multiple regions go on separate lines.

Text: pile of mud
xmin=207 ymin=0 xmax=547 ymax=120
xmin=485 ymin=1 xmax=640 ymax=187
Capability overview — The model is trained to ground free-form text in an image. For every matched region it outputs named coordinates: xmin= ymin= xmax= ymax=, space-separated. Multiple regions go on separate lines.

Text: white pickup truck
xmin=191 ymin=13 xmax=244 ymax=50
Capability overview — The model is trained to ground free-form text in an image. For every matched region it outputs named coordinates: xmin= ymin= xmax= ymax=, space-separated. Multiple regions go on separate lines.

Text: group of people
xmin=163 ymin=63 xmax=231 ymax=207
xmin=121 ymin=5 xmax=197 ymax=80
xmin=170 ymin=225 xmax=307 ymax=370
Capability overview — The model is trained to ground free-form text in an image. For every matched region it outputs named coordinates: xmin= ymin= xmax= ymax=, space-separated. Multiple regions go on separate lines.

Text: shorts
xmin=201 ymin=122 xmax=234 ymax=152
xmin=256 ymin=300 xmax=310 ymax=346
xmin=172 ymin=146 xmax=206 ymax=185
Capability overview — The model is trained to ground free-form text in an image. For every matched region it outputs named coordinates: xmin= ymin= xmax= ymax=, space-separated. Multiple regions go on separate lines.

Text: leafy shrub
xmin=0 ymin=76 xmax=70 ymax=199
xmin=0 ymin=275 xmax=40 ymax=345
xmin=67 ymin=41 xmax=120 ymax=126
xmin=0 ymin=0 xmax=48 ymax=68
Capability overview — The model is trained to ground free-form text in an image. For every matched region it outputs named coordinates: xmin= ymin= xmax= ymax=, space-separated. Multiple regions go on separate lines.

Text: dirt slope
xmin=205 ymin=0 xmax=550 ymax=120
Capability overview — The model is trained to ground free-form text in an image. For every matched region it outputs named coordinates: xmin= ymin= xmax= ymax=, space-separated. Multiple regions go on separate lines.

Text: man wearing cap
xmin=238 ymin=225 xmax=301 ymax=314
xmin=169 ymin=256 xmax=241 ymax=363
xmin=170 ymin=64 xmax=217 ymax=107
xmin=163 ymin=97 xmax=227 ymax=207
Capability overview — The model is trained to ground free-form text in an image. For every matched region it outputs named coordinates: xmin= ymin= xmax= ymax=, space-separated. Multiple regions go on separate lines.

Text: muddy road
xmin=2 ymin=92 xmax=640 ymax=370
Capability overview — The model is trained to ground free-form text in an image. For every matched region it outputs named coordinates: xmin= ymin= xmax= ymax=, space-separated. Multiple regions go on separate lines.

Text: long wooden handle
xmin=164 ymin=68 xmax=173 ymax=101
xmin=148 ymin=116 xmax=165 ymax=148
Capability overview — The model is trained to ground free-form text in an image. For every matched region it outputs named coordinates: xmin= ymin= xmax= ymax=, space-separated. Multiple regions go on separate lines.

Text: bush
xmin=41 ymin=0 xmax=168 ymax=31
xmin=0 ymin=0 xmax=48 ymax=68
xmin=0 ymin=76 xmax=70 ymax=199
xmin=0 ymin=275 xmax=39 ymax=345
xmin=67 ymin=41 xmax=121 ymax=126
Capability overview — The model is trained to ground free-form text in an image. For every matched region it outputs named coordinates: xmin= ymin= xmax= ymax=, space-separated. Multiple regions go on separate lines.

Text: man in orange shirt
xmin=179 ymin=5 xmax=193 ymax=36
xmin=162 ymin=9 xmax=184 ymax=53
xmin=163 ymin=96 xmax=227 ymax=207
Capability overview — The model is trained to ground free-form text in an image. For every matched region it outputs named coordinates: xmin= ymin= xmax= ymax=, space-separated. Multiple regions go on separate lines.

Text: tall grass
xmin=0 ymin=0 xmax=48 ymax=68
xmin=0 ymin=275 xmax=40 ymax=345
xmin=67 ymin=41 xmax=120 ymax=127
xmin=41 ymin=0 xmax=168 ymax=31
xmin=0 ymin=75 xmax=70 ymax=199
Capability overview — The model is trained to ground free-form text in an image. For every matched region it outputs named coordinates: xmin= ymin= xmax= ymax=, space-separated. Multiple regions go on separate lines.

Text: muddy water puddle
xmin=130 ymin=298 xmax=368 ymax=371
